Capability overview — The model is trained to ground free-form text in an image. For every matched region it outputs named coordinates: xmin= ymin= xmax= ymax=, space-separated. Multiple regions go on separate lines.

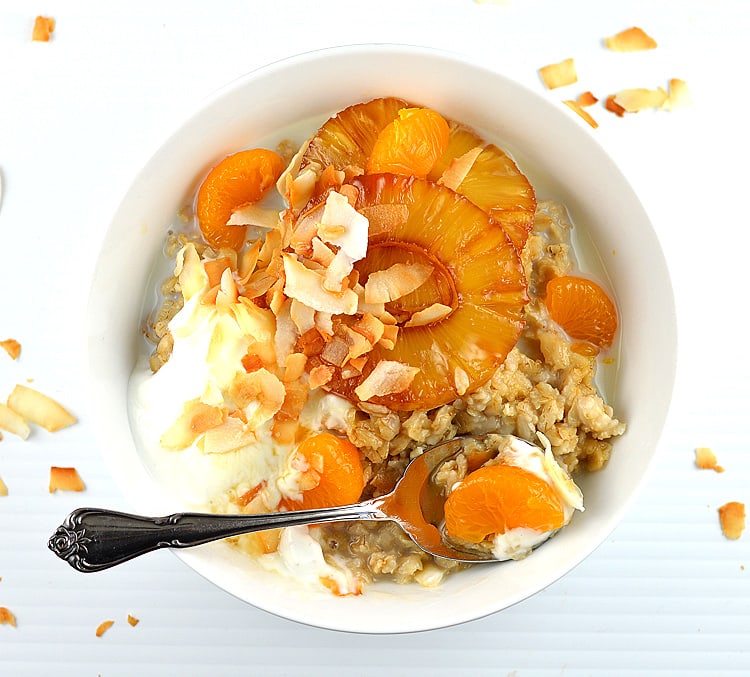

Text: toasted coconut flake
xmin=49 ymin=466 xmax=85 ymax=493
xmin=353 ymin=313 xmax=386 ymax=345
xmin=315 ymin=312 xmax=334 ymax=338
xmin=310 ymin=237 xmax=336 ymax=266
xmin=243 ymin=269 xmax=276 ymax=299
xmin=718 ymin=501 xmax=746 ymax=540
xmin=289 ymin=299 xmax=315 ymax=336
xmin=364 ymin=262 xmax=433 ymax=304
xmin=161 ymin=399 xmax=225 ymax=450
xmin=0 ymin=475 xmax=8 ymax=496
xmin=227 ymin=204 xmax=281 ymax=229
xmin=276 ymin=380 xmax=309 ymax=422
xmin=342 ymin=325 xmax=374 ymax=363
xmin=282 ymin=253 xmax=358 ymax=315
xmin=238 ymin=239 xmax=262 ymax=280
xmin=404 ymin=303 xmax=453 ymax=328
xmin=276 ymin=138 xmax=312 ymax=207
xmin=576 ymin=91 xmax=599 ymax=107
xmin=354 ymin=284 xmax=386 ymax=317
xmin=323 ymin=248 xmax=355 ymax=293
xmin=348 ymin=356 xmax=368 ymax=373
xmin=319 ymin=191 xmax=369 ymax=261
xmin=290 ymin=202 xmax=324 ymax=253
xmin=539 ymin=58 xmax=577 ymax=89
xmin=95 ymin=620 xmax=115 ymax=637
xmin=605 ymin=27 xmax=658 ymax=52
xmin=0 ymin=403 xmax=30 ymax=440
xmin=309 ymin=364 xmax=335 ymax=390
xmin=354 ymin=360 xmax=420 ymax=401
xmin=7 ymin=384 xmax=76 ymax=432
xmin=695 ymin=447 xmax=724 ymax=473
xmin=0 ymin=607 xmax=16 ymax=627
xmin=229 ymin=368 xmax=285 ymax=430
xmin=378 ymin=324 xmax=399 ymax=350
xmin=127 ymin=614 xmax=140 ymax=627
xmin=215 ymin=267 xmax=239 ymax=310
xmin=176 ymin=244 xmax=208 ymax=301
xmin=32 ymin=15 xmax=55 ymax=42
xmin=563 ymin=100 xmax=599 ymax=129
xmin=199 ymin=416 xmax=256 ymax=454
xmin=613 ymin=87 xmax=668 ymax=113
xmin=605 ymin=94 xmax=627 ymax=117
xmin=283 ymin=352 xmax=308 ymax=383
xmin=273 ymin=299 xmax=298 ymax=367
xmin=664 ymin=78 xmax=692 ymax=110
xmin=203 ymin=256 xmax=232 ymax=289
xmin=453 ymin=367 xmax=470 ymax=397
xmin=0 ymin=339 xmax=21 ymax=360
xmin=438 ymin=146 xmax=483 ymax=191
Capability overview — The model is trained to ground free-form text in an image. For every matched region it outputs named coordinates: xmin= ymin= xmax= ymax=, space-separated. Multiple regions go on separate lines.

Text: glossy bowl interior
xmin=87 ymin=44 xmax=676 ymax=633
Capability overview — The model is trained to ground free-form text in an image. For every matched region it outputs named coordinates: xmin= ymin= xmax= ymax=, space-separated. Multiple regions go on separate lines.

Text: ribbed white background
xmin=1 ymin=1 xmax=748 ymax=674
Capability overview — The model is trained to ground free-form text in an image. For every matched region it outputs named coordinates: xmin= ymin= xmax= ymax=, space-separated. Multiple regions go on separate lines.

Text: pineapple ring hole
xmin=357 ymin=242 xmax=458 ymax=324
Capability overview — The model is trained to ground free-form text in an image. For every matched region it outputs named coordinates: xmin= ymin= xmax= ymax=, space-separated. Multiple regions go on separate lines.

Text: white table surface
xmin=1 ymin=1 xmax=748 ymax=674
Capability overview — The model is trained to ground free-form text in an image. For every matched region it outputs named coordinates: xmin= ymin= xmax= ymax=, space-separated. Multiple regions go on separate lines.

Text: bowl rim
xmin=87 ymin=42 xmax=677 ymax=633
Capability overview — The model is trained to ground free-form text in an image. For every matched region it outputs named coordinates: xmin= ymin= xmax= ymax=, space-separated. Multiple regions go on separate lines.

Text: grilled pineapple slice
xmin=302 ymin=99 xmax=536 ymax=251
xmin=324 ymin=173 xmax=528 ymax=411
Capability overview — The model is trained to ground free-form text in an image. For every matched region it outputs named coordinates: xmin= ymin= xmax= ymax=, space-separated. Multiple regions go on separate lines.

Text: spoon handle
xmin=48 ymin=503 xmax=385 ymax=572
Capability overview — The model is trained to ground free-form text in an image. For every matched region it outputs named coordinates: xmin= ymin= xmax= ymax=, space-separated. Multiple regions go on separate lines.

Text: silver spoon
xmin=48 ymin=434 xmax=531 ymax=572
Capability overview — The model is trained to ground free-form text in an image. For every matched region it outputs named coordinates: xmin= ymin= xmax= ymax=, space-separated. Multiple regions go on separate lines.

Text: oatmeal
xmin=129 ymin=98 xmax=625 ymax=594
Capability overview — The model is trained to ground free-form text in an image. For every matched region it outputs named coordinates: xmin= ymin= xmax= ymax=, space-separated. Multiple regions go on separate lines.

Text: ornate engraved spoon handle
xmin=48 ymin=504 xmax=385 ymax=572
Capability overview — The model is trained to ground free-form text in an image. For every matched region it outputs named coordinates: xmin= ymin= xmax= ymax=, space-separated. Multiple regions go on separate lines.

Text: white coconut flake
xmin=282 ymin=253 xmax=358 ymax=315
xmin=319 ymin=191 xmax=369 ymax=261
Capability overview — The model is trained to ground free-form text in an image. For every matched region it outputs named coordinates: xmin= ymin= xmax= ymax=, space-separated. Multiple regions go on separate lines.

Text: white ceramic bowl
xmin=87 ymin=44 xmax=676 ymax=633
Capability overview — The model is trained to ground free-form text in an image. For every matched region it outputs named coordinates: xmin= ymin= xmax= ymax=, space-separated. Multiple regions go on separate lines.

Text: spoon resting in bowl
xmin=48 ymin=434 xmax=581 ymax=572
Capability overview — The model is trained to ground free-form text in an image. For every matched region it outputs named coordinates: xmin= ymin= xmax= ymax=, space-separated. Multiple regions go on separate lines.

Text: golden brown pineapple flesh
xmin=323 ymin=173 xmax=528 ymax=411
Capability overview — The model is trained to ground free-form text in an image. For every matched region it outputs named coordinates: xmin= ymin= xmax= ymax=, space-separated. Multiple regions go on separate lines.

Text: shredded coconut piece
xmin=539 ymin=58 xmax=577 ymax=89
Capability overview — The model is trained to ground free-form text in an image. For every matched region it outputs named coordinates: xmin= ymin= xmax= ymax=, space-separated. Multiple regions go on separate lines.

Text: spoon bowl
xmin=49 ymin=434 xmax=544 ymax=572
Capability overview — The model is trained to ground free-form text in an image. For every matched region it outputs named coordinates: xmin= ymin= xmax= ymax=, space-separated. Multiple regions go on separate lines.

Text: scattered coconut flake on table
xmin=0 ymin=403 xmax=31 ymax=440
xmin=576 ymin=91 xmax=599 ymax=107
xmin=538 ymin=58 xmax=578 ymax=89
xmin=31 ymin=15 xmax=55 ymax=42
xmin=95 ymin=620 xmax=115 ymax=637
xmin=563 ymin=100 xmax=599 ymax=129
xmin=48 ymin=466 xmax=85 ymax=493
xmin=695 ymin=447 xmax=724 ymax=473
xmin=127 ymin=614 xmax=140 ymax=627
xmin=605 ymin=95 xmax=627 ymax=117
xmin=0 ymin=475 xmax=8 ymax=496
xmin=610 ymin=80 xmax=691 ymax=114
xmin=0 ymin=606 xmax=16 ymax=627
xmin=605 ymin=27 xmax=658 ymax=52
xmin=7 ymin=384 xmax=76 ymax=432
xmin=0 ymin=339 xmax=21 ymax=360
xmin=718 ymin=502 xmax=746 ymax=540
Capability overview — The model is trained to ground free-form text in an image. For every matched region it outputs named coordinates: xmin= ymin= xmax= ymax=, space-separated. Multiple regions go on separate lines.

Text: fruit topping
xmin=545 ymin=275 xmax=618 ymax=349
xmin=444 ymin=464 xmax=566 ymax=544
xmin=197 ymin=148 xmax=285 ymax=250
xmin=319 ymin=173 xmax=528 ymax=411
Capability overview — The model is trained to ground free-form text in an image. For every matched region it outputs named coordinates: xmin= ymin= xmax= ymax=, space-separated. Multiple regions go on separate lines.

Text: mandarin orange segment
xmin=444 ymin=464 xmax=565 ymax=543
xmin=283 ymin=432 xmax=365 ymax=510
xmin=196 ymin=148 xmax=285 ymax=250
xmin=366 ymin=107 xmax=450 ymax=179
xmin=545 ymin=275 xmax=618 ymax=348
xmin=323 ymin=173 xmax=527 ymax=411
